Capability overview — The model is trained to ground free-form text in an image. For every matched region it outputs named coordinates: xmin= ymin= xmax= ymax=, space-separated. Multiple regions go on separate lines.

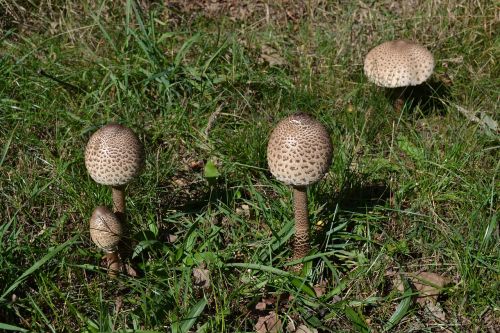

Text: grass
xmin=0 ymin=0 xmax=498 ymax=332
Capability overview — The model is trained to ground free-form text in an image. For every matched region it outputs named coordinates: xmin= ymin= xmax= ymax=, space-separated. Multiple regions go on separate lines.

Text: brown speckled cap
xmin=89 ymin=206 xmax=123 ymax=252
xmin=85 ymin=123 xmax=144 ymax=186
xmin=267 ymin=113 xmax=333 ymax=187
xmin=364 ymin=40 xmax=434 ymax=88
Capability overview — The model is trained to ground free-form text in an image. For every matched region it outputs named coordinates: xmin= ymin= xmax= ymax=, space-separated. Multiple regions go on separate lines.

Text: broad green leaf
xmin=203 ymin=160 xmax=220 ymax=179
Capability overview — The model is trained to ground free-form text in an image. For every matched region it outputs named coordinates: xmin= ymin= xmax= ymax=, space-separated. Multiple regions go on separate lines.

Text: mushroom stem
xmin=105 ymin=251 xmax=121 ymax=278
xmin=292 ymin=186 xmax=310 ymax=263
xmin=111 ymin=185 xmax=126 ymax=216
xmin=111 ymin=185 xmax=129 ymax=265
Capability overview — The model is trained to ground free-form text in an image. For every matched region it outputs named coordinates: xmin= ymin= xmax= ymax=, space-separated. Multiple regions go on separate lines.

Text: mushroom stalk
xmin=292 ymin=186 xmax=310 ymax=261
xmin=111 ymin=185 xmax=126 ymax=216
xmin=105 ymin=251 xmax=121 ymax=278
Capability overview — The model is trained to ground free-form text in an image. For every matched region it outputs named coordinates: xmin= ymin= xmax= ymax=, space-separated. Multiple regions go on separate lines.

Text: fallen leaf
xmin=296 ymin=324 xmax=318 ymax=333
xmin=114 ymin=296 xmax=123 ymax=314
xmin=286 ymin=319 xmax=296 ymax=332
xmin=236 ymin=204 xmax=251 ymax=218
xmin=166 ymin=233 xmax=178 ymax=243
xmin=124 ymin=263 xmax=138 ymax=277
xmin=410 ymin=272 xmax=448 ymax=305
xmin=313 ymin=279 xmax=327 ymax=297
xmin=425 ymin=301 xmax=446 ymax=321
xmin=255 ymin=302 xmax=267 ymax=311
xmin=260 ymin=44 xmax=287 ymax=66
xmin=256 ymin=311 xmax=282 ymax=333
xmin=193 ymin=267 xmax=210 ymax=288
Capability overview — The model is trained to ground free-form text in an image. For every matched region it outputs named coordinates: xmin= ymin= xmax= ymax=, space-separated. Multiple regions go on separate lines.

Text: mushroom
xmin=89 ymin=206 xmax=123 ymax=277
xmin=364 ymin=40 xmax=434 ymax=110
xmin=84 ymin=123 xmax=145 ymax=218
xmin=267 ymin=113 xmax=333 ymax=268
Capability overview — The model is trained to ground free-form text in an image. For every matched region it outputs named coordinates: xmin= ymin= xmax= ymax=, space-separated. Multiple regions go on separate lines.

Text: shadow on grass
xmin=387 ymin=78 xmax=452 ymax=115
xmin=313 ymin=174 xmax=391 ymax=263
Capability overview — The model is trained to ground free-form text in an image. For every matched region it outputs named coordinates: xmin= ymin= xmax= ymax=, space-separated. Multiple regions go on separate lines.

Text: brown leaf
xmin=255 ymin=301 xmax=267 ymax=311
xmin=256 ymin=311 xmax=282 ymax=333
xmin=236 ymin=204 xmax=251 ymax=218
xmin=296 ymin=324 xmax=318 ymax=333
xmin=313 ymin=279 xmax=328 ymax=297
xmin=410 ymin=272 xmax=448 ymax=305
xmin=124 ymin=263 xmax=138 ymax=277
xmin=193 ymin=267 xmax=210 ymax=288
xmin=425 ymin=301 xmax=446 ymax=321
xmin=260 ymin=44 xmax=287 ymax=66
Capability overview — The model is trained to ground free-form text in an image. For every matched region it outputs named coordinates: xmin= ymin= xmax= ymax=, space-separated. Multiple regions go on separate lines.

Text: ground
xmin=0 ymin=1 xmax=498 ymax=332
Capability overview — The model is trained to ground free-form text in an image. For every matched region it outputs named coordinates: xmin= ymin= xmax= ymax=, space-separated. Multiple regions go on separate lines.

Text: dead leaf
xmin=255 ymin=302 xmax=267 ymax=311
xmin=114 ymin=296 xmax=123 ymax=314
xmin=166 ymin=233 xmax=178 ymax=243
xmin=193 ymin=267 xmax=210 ymax=288
xmin=296 ymin=324 xmax=318 ymax=333
xmin=124 ymin=263 xmax=138 ymax=277
xmin=410 ymin=272 xmax=448 ymax=305
xmin=256 ymin=311 xmax=282 ymax=333
xmin=313 ymin=279 xmax=327 ymax=297
xmin=286 ymin=319 xmax=296 ymax=332
xmin=425 ymin=301 xmax=446 ymax=321
xmin=260 ymin=44 xmax=287 ymax=66
xmin=236 ymin=204 xmax=251 ymax=218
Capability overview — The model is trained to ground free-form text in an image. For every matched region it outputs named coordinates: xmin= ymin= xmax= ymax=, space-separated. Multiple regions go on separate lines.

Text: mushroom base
xmin=104 ymin=251 xmax=122 ymax=278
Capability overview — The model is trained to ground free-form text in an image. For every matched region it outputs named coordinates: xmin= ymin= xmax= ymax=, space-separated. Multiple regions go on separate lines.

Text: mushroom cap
xmin=85 ymin=123 xmax=145 ymax=187
xmin=267 ymin=113 xmax=333 ymax=187
xmin=89 ymin=206 xmax=123 ymax=252
xmin=364 ymin=40 xmax=434 ymax=88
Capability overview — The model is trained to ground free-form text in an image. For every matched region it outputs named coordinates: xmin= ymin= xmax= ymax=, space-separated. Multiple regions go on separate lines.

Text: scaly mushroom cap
xmin=85 ymin=123 xmax=145 ymax=186
xmin=267 ymin=113 xmax=333 ymax=187
xmin=89 ymin=206 xmax=123 ymax=252
xmin=364 ymin=40 xmax=434 ymax=88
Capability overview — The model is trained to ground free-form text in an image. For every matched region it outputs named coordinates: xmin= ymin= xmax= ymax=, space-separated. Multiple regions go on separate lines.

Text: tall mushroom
xmin=89 ymin=206 xmax=123 ymax=277
xmin=84 ymin=123 xmax=145 ymax=219
xmin=267 ymin=113 xmax=333 ymax=267
xmin=364 ymin=40 xmax=434 ymax=111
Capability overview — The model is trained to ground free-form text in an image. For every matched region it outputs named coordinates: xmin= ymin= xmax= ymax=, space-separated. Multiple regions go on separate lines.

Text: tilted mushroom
xmin=89 ymin=206 xmax=123 ymax=277
xmin=84 ymin=123 xmax=145 ymax=218
xmin=364 ymin=40 xmax=434 ymax=110
xmin=267 ymin=113 xmax=333 ymax=268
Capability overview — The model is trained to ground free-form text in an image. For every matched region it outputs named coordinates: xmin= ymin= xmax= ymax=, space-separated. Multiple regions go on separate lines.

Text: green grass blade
xmin=0 ymin=237 xmax=76 ymax=301
xmin=0 ymin=323 xmax=28 ymax=332
xmin=383 ymin=277 xmax=413 ymax=332
xmin=225 ymin=262 xmax=291 ymax=277
xmin=174 ymin=33 xmax=200 ymax=68
xmin=0 ymin=123 xmax=17 ymax=168
xmin=179 ymin=298 xmax=207 ymax=333
xmin=344 ymin=306 xmax=370 ymax=333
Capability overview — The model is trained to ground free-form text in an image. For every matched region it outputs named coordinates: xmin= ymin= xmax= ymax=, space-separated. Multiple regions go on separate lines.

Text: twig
xmin=38 ymin=69 xmax=88 ymax=94
xmin=204 ymin=103 xmax=225 ymax=138
xmin=455 ymin=104 xmax=498 ymax=132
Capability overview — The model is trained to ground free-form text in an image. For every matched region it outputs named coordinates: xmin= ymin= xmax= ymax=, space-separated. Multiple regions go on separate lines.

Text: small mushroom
xmin=364 ymin=40 xmax=434 ymax=110
xmin=267 ymin=113 xmax=333 ymax=268
xmin=89 ymin=206 xmax=123 ymax=277
xmin=84 ymin=123 xmax=145 ymax=218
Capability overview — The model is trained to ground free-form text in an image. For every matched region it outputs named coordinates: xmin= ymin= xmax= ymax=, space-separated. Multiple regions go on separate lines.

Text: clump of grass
xmin=0 ymin=0 xmax=498 ymax=331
